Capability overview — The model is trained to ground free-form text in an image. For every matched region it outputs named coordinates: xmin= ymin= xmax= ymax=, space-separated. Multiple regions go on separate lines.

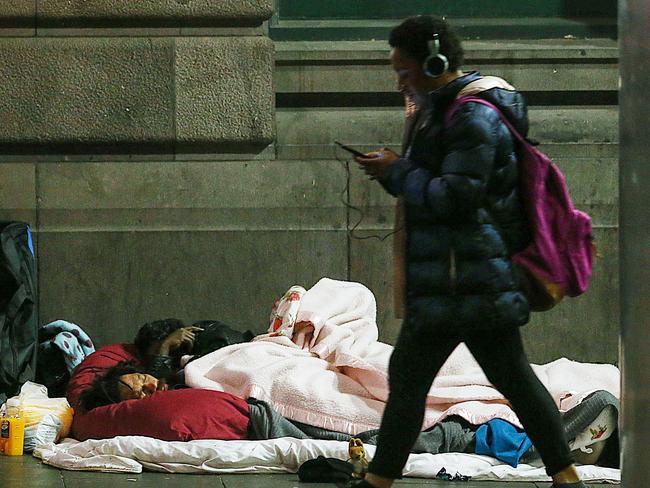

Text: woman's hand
xmin=292 ymin=321 xmax=315 ymax=350
xmin=159 ymin=326 xmax=203 ymax=355
xmin=354 ymin=147 xmax=399 ymax=180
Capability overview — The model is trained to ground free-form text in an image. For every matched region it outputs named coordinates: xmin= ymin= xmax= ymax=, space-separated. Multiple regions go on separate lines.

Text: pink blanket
xmin=184 ymin=278 xmax=619 ymax=434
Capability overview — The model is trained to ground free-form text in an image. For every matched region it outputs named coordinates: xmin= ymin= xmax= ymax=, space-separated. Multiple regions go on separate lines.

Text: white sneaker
xmin=569 ymin=404 xmax=617 ymax=453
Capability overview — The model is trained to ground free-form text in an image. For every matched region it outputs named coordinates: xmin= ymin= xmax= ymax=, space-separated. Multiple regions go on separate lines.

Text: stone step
xmin=270 ymin=17 xmax=617 ymax=42
xmin=276 ymin=106 xmax=619 ymax=159
xmin=275 ymin=39 xmax=618 ymax=98
xmin=276 ymin=39 xmax=619 ymax=62
xmin=274 ymin=39 xmax=618 ymax=101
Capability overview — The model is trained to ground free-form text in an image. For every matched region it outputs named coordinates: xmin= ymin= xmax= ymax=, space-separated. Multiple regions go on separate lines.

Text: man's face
xmin=390 ymin=47 xmax=430 ymax=96
xmin=117 ymin=373 xmax=164 ymax=400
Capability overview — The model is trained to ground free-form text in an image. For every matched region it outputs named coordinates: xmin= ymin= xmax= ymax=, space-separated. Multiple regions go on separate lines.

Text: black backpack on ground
xmin=191 ymin=320 xmax=255 ymax=357
xmin=297 ymin=456 xmax=354 ymax=483
xmin=34 ymin=342 xmax=69 ymax=398
xmin=0 ymin=221 xmax=38 ymax=403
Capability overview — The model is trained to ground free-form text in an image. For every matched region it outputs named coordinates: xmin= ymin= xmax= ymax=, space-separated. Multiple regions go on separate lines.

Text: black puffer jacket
xmin=382 ymin=71 xmax=531 ymax=331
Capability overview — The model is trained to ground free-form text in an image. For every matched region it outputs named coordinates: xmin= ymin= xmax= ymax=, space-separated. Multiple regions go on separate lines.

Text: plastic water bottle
xmin=0 ymin=398 xmax=25 ymax=456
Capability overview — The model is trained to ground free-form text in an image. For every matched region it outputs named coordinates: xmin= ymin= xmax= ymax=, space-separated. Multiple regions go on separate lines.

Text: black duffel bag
xmin=0 ymin=221 xmax=38 ymax=403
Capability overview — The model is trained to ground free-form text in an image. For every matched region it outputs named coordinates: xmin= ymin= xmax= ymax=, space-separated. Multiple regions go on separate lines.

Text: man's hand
xmin=354 ymin=147 xmax=399 ymax=180
xmin=157 ymin=379 xmax=169 ymax=391
xmin=292 ymin=321 xmax=315 ymax=350
xmin=159 ymin=326 xmax=203 ymax=356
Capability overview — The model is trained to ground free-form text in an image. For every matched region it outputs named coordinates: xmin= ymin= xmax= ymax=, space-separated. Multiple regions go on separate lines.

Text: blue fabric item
xmin=40 ymin=320 xmax=96 ymax=372
xmin=475 ymin=418 xmax=533 ymax=467
xmin=26 ymin=226 xmax=34 ymax=256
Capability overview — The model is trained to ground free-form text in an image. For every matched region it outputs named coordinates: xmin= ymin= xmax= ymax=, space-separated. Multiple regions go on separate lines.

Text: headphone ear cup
xmin=424 ymin=54 xmax=449 ymax=78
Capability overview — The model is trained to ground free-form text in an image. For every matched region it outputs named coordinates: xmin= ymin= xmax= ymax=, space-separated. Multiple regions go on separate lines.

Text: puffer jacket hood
xmin=456 ymin=74 xmax=529 ymax=137
xmin=427 ymin=71 xmax=529 ymax=137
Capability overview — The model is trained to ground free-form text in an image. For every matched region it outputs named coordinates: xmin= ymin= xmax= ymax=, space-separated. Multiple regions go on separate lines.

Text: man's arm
xmin=146 ymin=326 xmax=203 ymax=379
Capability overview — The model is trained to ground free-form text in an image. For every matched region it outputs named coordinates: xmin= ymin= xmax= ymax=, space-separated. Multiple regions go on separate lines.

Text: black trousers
xmin=368 ymin=318 xmax=573 ymax=479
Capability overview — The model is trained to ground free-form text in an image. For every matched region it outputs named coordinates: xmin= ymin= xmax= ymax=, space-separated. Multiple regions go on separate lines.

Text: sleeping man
xmin=76 ymin=361 xmax=618 ymax=468
xmin=78 ymin=361 xmax=480 ymax=456
xmin=66 ymin=279 xmax=619 ymax=470
xmin=131 ymin=317 xmax=255 ymax=386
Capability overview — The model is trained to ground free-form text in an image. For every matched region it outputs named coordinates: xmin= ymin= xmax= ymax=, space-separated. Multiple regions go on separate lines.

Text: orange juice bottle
xmin=0 ymin=399 xmax=24 ymax=456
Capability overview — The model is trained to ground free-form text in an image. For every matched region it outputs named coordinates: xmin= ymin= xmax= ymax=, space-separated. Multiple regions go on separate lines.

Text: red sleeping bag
xmin=66 ymin=343 xmax=250 ymax=441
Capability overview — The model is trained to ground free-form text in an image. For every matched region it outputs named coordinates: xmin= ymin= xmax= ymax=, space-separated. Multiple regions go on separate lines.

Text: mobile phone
xmin=334 ymin=141 xmax=367 ymax=158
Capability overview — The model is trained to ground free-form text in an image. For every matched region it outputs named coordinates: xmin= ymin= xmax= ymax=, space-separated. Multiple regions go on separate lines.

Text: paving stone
xmin=0 ymin=456 xmax=64 ymax=488
xmin=62 ymin=470 xmax=222 ymax=487
xmin=221 ymin=473 xmax=326 ymax=487
xmin=0 ymin=456 xmax=614 ymax=487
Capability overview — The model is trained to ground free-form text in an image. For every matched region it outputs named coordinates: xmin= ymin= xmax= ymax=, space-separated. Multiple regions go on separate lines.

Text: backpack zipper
xmin=9 ymin=320 xmax=17 ymax=385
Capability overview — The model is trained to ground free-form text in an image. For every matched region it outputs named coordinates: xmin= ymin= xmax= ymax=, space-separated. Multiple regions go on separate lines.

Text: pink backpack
xmin=445 ymin=96 xmax=595 ymax=311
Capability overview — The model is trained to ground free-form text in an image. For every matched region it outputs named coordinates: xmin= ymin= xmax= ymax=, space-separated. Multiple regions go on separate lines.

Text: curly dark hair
xmin=133 ymin=318 xmax=185 ymax=357
xmin=78 ymin=361 xmax=143 ymax=412
xmin=389 ymin=15 xmax=464 ymax=72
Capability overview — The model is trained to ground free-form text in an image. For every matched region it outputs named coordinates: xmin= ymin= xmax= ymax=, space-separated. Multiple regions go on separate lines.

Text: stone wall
xmin=1 ymin=2 xmax=297 ymax=348
xmin=1 ymin=4 xmax=619 ymax=363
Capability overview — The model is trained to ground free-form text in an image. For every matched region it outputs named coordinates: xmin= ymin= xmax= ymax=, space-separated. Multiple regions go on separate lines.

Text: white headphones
xmin=423 ymin=33 xmax=449 ymax=78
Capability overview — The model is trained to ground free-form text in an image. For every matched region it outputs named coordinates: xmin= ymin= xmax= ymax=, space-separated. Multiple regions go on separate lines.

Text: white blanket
xmin=185 ymin=278 xmax=620 ymax=434
xmin=34 ymin=436 xmax=620 ymax=483
xmin=35 ymin=278 xmax=620 ymax=482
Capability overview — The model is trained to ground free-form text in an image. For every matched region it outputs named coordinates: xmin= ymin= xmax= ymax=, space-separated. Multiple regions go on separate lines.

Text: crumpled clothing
xmin=39 ymin=320 xmax=95 ymax=372
xmin=259 ymin=285 xmax=306 ymax=340
xmin=475 ymin=418 xmax=533 ymax=467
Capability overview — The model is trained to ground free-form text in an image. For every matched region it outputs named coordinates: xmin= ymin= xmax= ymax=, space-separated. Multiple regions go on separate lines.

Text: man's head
xmin=389 ymin=15 xmax=464 ymax=96
xmin=134 ymin=318 xmax=185 ymax=357
xmin=116 ymin=370 xmax=163 ymax=401
xmin=78 ymin=362 xmax=164 ymax=411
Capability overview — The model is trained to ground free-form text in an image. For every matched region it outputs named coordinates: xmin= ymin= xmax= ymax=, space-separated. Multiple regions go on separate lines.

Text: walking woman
xmin=353 ymin=15 xmax=590 ymax=488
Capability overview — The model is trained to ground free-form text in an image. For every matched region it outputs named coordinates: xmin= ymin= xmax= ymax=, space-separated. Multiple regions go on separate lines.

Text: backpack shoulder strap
xmin=444 ymin=96 xmax=526 ymax=147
